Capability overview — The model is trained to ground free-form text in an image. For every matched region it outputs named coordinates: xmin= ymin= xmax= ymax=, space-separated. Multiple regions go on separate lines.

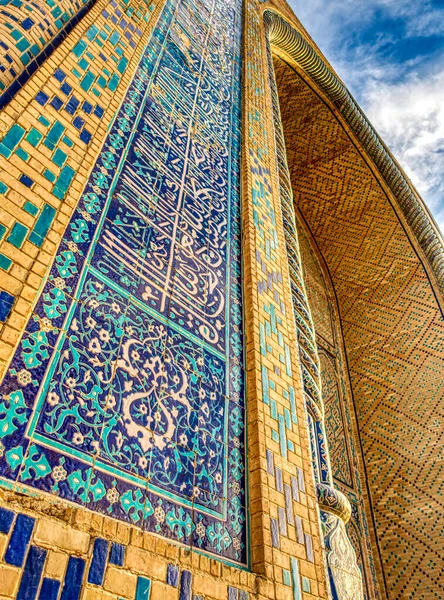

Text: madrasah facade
xmin=0 ymin=0 xmax=442 ymax=599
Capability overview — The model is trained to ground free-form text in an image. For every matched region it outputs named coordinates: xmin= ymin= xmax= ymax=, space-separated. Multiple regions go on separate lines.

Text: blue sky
xmin=289 ymin=0 xmax=444 ymax=233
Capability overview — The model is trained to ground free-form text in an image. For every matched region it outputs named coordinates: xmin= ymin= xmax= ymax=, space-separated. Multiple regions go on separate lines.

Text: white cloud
xmin=287 ymin=0 xmax=444 ymax=233
xmin=363 ymin=70 xmax=444 ymax=232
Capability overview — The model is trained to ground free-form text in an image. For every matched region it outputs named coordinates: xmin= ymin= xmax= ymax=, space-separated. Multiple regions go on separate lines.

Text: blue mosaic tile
xmin=270 ymin=518 xmax=280 ymax=548
xmin=60 ymin=556 xmax=85 ymax=600
xmin=179 ymin=570 xmax=192 ymax=600
xmin=109 ymin=542 xmax=125 ymax=566
xmin=38 ymin=578 xmax=61 ymax=600
xmin=228 ymin=587 xmax=238 ymax=600
xmin=167 ymin=563 xmax=179 ymax=587
xmin=88 ymin=537 xmax=109 ymax=585
xmin=17 ymin=545 xmax=47 ymax=600
xmin=0 ymin=506 xmax=14 ymax=533
xmin=4 ymin=513 xmax=35 ymax=567
xmin=0 ymin=291 xmax=14 ymax=322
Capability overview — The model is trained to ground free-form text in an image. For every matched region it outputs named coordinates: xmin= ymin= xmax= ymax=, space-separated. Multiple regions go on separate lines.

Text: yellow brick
xmin=193 ymin=574 xmax=226 ymax=600
xmin=103 ymin=566 xmax=137 ymax=597
xmin=0 ymin=533 xmax=8 ymax=558
xmin=150 ymin=581 xmax=178 ymax=600
xmin=0 ymin=565 xmax=21 ymax=597
xmin=45 ymin=550 xmax=69 ymax=579
xmin=34 ymin=519 xmax=90 ymax=554
xmin=125 ymin=545 xmax=166 ymax=580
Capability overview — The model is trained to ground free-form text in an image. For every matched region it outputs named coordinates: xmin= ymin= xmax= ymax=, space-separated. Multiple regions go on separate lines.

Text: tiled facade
xmin=273 ymin=43 xmax=444 ymax=599
xmin=0 ymin=0 xmax=442 ymax=599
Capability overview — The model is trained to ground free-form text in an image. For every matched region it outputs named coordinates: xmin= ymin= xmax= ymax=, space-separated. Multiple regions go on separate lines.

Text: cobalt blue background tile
xmin=4 ymin=514 xmax=35 ymax=567
xmin=38 ymin=578 xmax=61 ymax=600
xmin=109 ymin=542 xmax=125 ymax=566
xmin=17 ymin=545 xmax=47 ymax=600
xmin=0 ymin=507 xmax=14 ymax=533
xmin=60 ymin=556 xmax=86 ymax=600
xmin=88 ymin=538 xmax=110 ymax=585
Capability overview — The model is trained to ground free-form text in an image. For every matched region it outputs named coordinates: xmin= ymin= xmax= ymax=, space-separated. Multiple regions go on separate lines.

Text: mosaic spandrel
xmin=0 ymin=0 xmax=246 ymax=565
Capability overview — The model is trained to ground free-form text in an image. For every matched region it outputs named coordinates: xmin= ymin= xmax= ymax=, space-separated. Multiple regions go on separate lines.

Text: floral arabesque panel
xmin=0 ymin=0 xmax=246 ymax=566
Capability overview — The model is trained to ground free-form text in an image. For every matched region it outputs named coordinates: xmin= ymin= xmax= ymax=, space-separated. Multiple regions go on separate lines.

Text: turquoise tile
xmin=0 ymin=253 xmax=12 ymax=271
xmin=33 ymin=204 xmax=56 ymax=238
xmin=7 ymin=223 xmax=28 ymax=248
xmin=25 ymin=128 xmax=43 ymax=147
xmin=44 ymin=121 xmax=65 ymax=150
xmin=1 ymin=124 xmax=26 ymax=157
xmin=23 ymin=202 xmax=38 ymax=216
xmin=52 ymin=149 xmax=67 ymax=168
xmin=43 ymin=169 xmax=57 ymax=183
xmin=16 ymin=147 xmax=29 ymax=161
xmin=38 ymin=116 xmax=51 ymax=127
xmin=72 ymin=40 xmax=87 ymax=58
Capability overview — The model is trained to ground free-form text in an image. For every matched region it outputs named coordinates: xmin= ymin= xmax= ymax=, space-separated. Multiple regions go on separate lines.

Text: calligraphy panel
xmin=0 ymin=0 xmax=246 ymax=566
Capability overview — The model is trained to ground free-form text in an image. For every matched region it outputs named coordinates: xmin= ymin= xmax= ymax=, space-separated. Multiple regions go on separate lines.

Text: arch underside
xmin=273 ymin=54 xmax=444 ymax=599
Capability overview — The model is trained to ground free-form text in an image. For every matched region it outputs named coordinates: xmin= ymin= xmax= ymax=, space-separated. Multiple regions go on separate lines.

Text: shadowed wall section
xmin=273 ymin=54 xmax=444 ymax=599
xmin=296 ymin=221 xmax=380 ymax=599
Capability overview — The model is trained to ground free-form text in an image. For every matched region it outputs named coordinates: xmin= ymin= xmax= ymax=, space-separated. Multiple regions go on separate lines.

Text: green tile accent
xmin=283 ymin=569 xmax=291 ymax=587
xmin=80 ymin=71 xmax=95 ymax=92
xmin=0 ymin=182 xmax=8 ymax=195
xmin=117 ymin=57 xmax=128 ymax=73
xmin=78 ymin=57 xmax=90 ymax=71
xmin=10 ymin=29 xmax=22 ymax=42
xmin=53 ymin=165 xmax=75 ymax=198
xmin=108 ymin=74 xmax=120 ymax=92
xmin=38 ymin=116 xmax=51 ymax=127
xmin=16 ymin=38 xmax=30 ymax=52
xmin=44 ymin=121 xmax=65 ymax=150
xmin=0 ymin=225 xmax=6 ymax=240
xmin=302 ymin=577 xmax=310 ymax=593
xmin=43 ymin=169 xmax=57 ymax=183
xmin=52 ymin=149 xmax=67 ymax=168
xmin=109 ymin=31 xmax=120 ymax=45
xmin=0 ymin=254 xmax=12 ymax=271
xmin=0 ymin=124 xmax=26 ymax=158
xmin=62 ymin=136 xmax=74 ymax=148
xmin=16 ymin=147 xmax=29 ymax=161
xmin=290 ymin=558 xmax=302 ymax=600
xmin=7 ymin=223 xmax=28 ymax=248
xmin=97 ymin=75 xmax=107 ymax=88
xmin=25 ymin=128 xmax=43 ymax=147
xmin=271 ymin=429 xmax=279 ymax=443
xmin=72 ymin=40 xmax=87 ymax=58
xmin=24 ymin=201 xmax=39 ymax=216
xmin=29 ymin=203 xmax=56 ymax=247
xmin=86 ymin=24 xmax=99 ymax=41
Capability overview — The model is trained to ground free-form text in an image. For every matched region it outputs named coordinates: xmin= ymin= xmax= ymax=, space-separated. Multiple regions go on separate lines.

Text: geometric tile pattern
xmin=0 ymin=0 xmax=96 ymax=108
xmin=0 ymin=0 xmax=155 ymax=311
xmin=274 ymin=53 xmax=444 ymax=599
xmin=242 ymin=0 xmax=328 ymax=592
xmin=0 ymin=0 xmax=246 ymax=566
xmin=296 ymin=220 xmax=380 ymax=599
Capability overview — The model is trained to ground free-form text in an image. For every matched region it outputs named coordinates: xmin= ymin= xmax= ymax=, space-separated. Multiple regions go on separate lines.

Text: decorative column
xmin=263 ymin=8 xmax=365 ymax=599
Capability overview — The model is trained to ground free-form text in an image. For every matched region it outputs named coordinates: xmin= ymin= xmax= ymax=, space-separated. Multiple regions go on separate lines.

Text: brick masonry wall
xmin=0 ymin=0 xmax=161 ymax=376
xmin=273 ymin=49 xmax=444 ymax=599
xmin=0 ymin=497 xmax=256 ymax=600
